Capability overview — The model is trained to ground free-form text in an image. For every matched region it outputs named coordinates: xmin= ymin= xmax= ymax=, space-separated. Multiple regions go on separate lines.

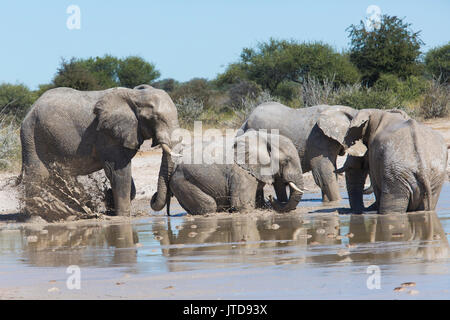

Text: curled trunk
xmin=151 ymin=150 xmax=174 ymax=211
xmin=271 ymin=175 xmax=304 ymax=213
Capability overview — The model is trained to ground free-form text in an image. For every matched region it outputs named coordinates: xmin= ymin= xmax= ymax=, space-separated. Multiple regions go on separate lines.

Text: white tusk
xmin=161 ymin=144 xmax=172 ymax=154
xmin=289 ymin=182 xmax=304 ymax=194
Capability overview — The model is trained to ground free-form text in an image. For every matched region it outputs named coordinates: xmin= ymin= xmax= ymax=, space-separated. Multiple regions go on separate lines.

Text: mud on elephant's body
xmin=21 ymin=85 xmax=179 ymax=218
xmin=151 ymin=131 xmax=305 ymax=215
xmin=240 ymin=103 xmax=359 ymax=203
xmin=342 ymin=109 xmax=448 ymax=214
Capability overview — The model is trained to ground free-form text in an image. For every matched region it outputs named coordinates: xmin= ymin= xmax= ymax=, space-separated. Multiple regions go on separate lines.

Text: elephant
xmin=240 ymin=102 xmax=359 ymax=203
xmin=341 ymin=108 xmax=448 ymax=214
xmin=20 ymin=84 xmax=179 ymax=217
xmin=152 ymin=130 xmax=305 ymax=215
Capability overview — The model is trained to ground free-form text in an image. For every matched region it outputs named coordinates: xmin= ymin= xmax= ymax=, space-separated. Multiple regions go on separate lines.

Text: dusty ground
xmin=1 ymin=118 xmax=450 ymax=221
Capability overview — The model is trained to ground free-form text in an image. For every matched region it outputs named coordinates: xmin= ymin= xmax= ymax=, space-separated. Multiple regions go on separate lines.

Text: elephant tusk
xmin=289 ymin=182 xmax=304 ymax=194
xmin=161 ymin=143 xmax=172 ymax=154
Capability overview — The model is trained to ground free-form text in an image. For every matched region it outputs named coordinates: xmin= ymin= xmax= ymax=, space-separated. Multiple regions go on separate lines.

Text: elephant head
xmin=93 ymin=85 xmax=180 ymax=213
xmin=234 ymin=131 xmax=304 ymax=212
xmin=316 ymin=106 xmax=360 ymax=156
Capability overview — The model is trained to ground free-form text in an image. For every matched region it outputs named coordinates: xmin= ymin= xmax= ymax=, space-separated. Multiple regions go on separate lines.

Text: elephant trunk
xmin=151 ymin=148 xmax=174 ymax=212
xmin=271 ymin=175 xmax=304 ymax=213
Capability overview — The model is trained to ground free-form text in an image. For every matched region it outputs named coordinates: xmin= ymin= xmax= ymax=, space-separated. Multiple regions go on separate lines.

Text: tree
xmin=0 ymin=83 xmax=36 ymax=119
xmin=117 ymin=56 xmax=160 ymax=88
xmin=347 ymin=15 xmax=424 ymax=86
xmin=53 ymin=58 xmax=100 ymax=91
xmin=216 ymin=39 xmax=360 ymax=94
xmin=425 ymin=43 xmax=450 ymax=83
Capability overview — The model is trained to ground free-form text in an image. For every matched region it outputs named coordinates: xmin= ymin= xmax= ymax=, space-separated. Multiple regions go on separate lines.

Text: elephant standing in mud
xmin=240 ymin=102 xmax=359 ymax=203
xmin=151 ymin=131 xmax=304 ymax=215
xmin=21 ymin=85 xmax=179 ymax=217
xmin=341 ymin=109 xmax=448 ymax=214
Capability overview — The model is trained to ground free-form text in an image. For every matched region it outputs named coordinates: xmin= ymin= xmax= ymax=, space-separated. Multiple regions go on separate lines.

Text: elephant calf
xmin=342 ymin=109 xmax=448 ymax=214
xmin=154 ymin=131 xmax=305 ymax=215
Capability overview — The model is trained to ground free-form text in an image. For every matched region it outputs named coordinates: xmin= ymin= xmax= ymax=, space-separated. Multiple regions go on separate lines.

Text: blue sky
xmin=1 ymin=0 xmax=449 ymax=90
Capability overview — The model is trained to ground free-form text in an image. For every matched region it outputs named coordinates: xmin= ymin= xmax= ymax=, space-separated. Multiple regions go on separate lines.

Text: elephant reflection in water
xmin=151 ymin=214 xmax=343 ymax=271
xmin=349 ymin=211 xmax=449 ymax=262
xmin=20 ymin=223 xmax=138 ymax=267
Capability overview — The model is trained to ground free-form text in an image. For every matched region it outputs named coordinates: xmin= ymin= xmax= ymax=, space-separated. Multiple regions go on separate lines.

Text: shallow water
xmin=0 ymin=183 xmax=449 ymax=299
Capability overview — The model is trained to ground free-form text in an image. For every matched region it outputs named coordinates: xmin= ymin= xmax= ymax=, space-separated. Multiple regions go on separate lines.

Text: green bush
xmin=331 ymin=86 xmax=403 ymax=110
xmin=0 ymin=109 xmax=21 ymax=170
xmin=0 ymin=83 xmax=36 ymax=119
xmin=425 ymin=43 xmax=450 ymax=83
xmin=374 ymin=74 xmax=428 ymax=102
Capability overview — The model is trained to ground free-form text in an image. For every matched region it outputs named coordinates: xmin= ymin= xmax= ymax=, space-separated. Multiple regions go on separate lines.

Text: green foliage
xmin=171 ymin=78 xmax=215 ymax=109
xmin=425 ymin=43 xmax=450 ymax=83
xmin=0 ymin=83 xmax=36 ymax=119
xmin=374 ymin=74 xmax=428 ymax=101
xmin=0 ymin=109 xmax=21 ymax=170
xmin=227 ymin=80 xmax=262 ymax=109
xmin=53 ymin=58 xmax=101 ymax=91
xmin=117 ymin=56 xmax=160 ymax=88
xmin=152 ymin=78 xmax=180 ymax=92
xmin=331 ymin=86 xmax=403 ymax=110
xmin=51 ymin=55 xmax=160 ymax=91
xmin=217 ymin=39 xmax=360 ymax=97
xmin=348 ymin=15 xmax=424 ymax=86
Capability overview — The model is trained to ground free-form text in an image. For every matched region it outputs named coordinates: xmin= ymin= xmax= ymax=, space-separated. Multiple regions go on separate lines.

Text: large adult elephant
xmin=240 ymin=102 xmax=359 ymax=202
xmin=20 ymin=85 xmax=179 ymax=216
xmin=151 ymin=131 xmax=304 ymax=215
xmin=341 ymin=109 xmax=448 ymax=214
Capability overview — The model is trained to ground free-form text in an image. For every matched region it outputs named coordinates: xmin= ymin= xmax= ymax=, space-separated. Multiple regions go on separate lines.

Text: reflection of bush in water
xmin=22 ymin=164 xmax=110 ymax=222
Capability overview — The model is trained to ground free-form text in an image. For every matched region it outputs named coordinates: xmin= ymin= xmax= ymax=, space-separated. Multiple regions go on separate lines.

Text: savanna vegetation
xmin=1 ymin=14 xmax=449 ymax=170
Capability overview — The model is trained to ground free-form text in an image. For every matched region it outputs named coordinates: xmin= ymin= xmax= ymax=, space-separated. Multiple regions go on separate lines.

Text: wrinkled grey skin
xmin=155 ymin=131 xmax=304 ymax=215
xmin=343 ymin=109 xmax=448 ymax=214
xmin=21 ymin=85 xmax=179 ymax=216
xmin=241 ymin=102 xmax=358 ymax=202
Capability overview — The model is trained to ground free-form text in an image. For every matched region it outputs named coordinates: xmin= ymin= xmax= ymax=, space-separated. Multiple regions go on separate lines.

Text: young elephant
xmin=160 ymin=131 xmax=304 ymax=215
xmin=343 ymin=109 xmax=448 ymax=214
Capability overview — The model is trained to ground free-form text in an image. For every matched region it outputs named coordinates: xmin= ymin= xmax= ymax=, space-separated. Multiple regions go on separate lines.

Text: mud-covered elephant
xmin=240 ymin=102 xmax=359 ymax=203
xmin=20 ymin=85 xmax=179 ymax=216
xmin=151 ymin=131 xmax=304 ymax=215
xmin=342 ymin=109 xmax=448 ymax=214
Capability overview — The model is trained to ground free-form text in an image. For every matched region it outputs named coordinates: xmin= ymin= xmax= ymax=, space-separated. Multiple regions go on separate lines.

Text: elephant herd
xmin=19 ymin=85 xmax=448 ymax=218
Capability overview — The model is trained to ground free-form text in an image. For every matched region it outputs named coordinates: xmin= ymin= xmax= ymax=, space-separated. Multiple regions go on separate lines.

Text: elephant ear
xmin=94 ymin=89 xmax=140 ymax=150
xmin=317 ymin=108 xmax=354 ymax=147
xmin=234 ymin=130 xmax=275 ymax=184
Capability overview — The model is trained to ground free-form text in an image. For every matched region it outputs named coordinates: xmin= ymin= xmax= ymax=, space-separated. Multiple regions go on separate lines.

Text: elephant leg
xmin=311 ymin=156 xmax=341 ymax=202
xmin=255 ymin=187 xmax=265 ymax=208
xmin=169 ymin=171 xmax=217 ymax=215
xmin=105 ymin=177 xmax=136 ymax=210
xmin=103 ymin=160 xmax=132 ymax=216
xmin=378 ymin=189 xmax=409 ymax=214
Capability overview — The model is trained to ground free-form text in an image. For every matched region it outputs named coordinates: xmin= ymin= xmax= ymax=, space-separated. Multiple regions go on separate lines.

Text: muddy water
xmin=0 ymin=184 xmax=449 ymax=299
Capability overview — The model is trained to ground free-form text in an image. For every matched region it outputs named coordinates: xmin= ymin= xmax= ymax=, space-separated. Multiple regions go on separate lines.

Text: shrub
xmin=419 ymin=78 xmax=449 ymax=119
xmin=301 ymin=76 xmax=336 ymax=106
xmin=331 ymin=85 xmax=403 ymax=110
xmin=0 ymin=110 xmax=21 ymax=170
xmin=227 ymin=80 xmax=262 ymax=109
xmin=425 ymin=43 xmax=450 ymax=83
xmin=226 ymin=90 xmax=280 ymax=128
xmin=0 ymin=83 xmax=36 ymax=119
xmin=175 ymin=97 xmax=204 ymax=128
